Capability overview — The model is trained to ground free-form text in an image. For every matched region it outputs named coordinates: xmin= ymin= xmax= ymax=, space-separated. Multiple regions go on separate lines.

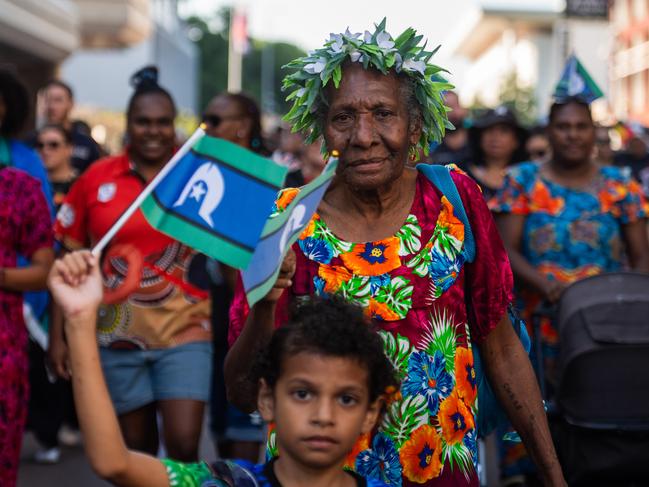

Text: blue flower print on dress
xmin=369 ymin=273 xmax=391 ymax=294
xmin=403 ymin=351 xmax=453 ymax=415
xmin=299 ymin=237 xmax=333 ymax=264
xmin=464 ymin=428 xmax=479 ymax=470
xmin=313 ymin=276 xmax=327 ymax=296
xmin=428 ymin=244 xmax=465 ymax=298
xmin=355 ymin=433 xmax=402 ymax=486
xmin=361 ymin=242 xmax=390 ymax=265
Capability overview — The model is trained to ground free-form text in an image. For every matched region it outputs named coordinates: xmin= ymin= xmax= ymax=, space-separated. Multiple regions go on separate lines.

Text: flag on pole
xmin=243 ymin=158 xmax=338 ymax=306
xmin=553 ymin=54 xmax=604 ymax=104
xmin=141 ymin=135 xmax=288 ymax=269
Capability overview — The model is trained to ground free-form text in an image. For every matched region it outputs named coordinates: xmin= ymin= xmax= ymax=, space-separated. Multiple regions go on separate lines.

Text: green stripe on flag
xmin=576 ymin=59 xmax=604 ymax=99
xmin=141 ymin=196 xmax=253 ymax=269
xmin=193 ymin=137 xmax=287 ymax=187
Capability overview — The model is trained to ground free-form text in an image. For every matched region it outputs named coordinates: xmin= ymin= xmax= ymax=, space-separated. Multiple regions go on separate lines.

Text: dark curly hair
xmin=548 ymin=96 xmax=591 ymax=124
xmin=126 ymin=65 xmax=176 ymax=120
xmin=0 ymin=68 xmax=30 ymax=137
xmin=253 ymin=297 xmax=399 ymax=403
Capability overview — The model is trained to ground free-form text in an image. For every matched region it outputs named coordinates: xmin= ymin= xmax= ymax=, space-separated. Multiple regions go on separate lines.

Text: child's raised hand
xmin=48 ymin=250 xmax=103 ymax=320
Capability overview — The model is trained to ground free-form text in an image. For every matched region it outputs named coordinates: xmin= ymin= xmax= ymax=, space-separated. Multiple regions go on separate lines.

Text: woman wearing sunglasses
xmin=36 ymin=124 xmax=77 ymax=211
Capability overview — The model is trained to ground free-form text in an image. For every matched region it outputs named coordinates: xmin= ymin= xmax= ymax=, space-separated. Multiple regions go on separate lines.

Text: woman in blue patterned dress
xmin=491 ymin=97 xmax=649 ymax=482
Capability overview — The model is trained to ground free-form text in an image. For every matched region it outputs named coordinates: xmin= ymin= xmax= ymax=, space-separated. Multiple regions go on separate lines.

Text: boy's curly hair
xmin=253 ymin=297 xmax=399 ymax=403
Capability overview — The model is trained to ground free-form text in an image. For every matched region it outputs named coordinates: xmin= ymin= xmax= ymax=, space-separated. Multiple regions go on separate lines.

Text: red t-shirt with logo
xmin=54 ymin=153 xmax=211 ymax=349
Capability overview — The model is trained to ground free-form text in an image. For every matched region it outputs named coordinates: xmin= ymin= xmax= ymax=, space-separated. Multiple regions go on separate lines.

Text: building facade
xmin=610 ymin=0 xmax=649 ymax=125
xmin=448 ymin=0 xmax=611 ymax=121
xmin=61 ymin=0 xmax=198 ymax=116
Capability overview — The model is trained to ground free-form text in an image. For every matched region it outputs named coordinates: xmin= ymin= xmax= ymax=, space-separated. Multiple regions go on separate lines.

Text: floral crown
xmin=282 ymin=18 xmax=454 ymax=155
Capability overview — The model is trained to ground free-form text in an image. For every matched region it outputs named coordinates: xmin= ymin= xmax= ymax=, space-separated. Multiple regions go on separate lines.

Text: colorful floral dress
xmin=0 ymin=167 xmax=53 ymax=485
xmin=230 ymin=169 xmax=514 ymax=486
xmin=490 ymin=161 xmax=649 ymax=478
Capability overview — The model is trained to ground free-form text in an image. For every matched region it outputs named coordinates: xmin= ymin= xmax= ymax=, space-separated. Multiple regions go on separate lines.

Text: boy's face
xmin=258 ymin=352 xmax=381 ymax=470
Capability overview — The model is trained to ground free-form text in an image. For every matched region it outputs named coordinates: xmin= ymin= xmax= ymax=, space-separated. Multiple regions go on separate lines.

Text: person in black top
xmin=28 ymin=80 xmax=101 ymax=174
xmin=465 ymin=106 xmax=529 ymax=201
xmin=429 ymin=91 xmax=473 ymax=166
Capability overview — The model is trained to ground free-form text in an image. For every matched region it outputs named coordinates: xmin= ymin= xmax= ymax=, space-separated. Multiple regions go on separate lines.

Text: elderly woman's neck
xmin=340 ymin=170 xmax=416 ymax=219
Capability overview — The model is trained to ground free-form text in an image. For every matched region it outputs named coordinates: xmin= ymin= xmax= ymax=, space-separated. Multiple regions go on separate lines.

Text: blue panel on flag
xmin=242 ymin=185 xmax=328 ymax=293
xmin=151 ymin=151 xmax=278 ymax=250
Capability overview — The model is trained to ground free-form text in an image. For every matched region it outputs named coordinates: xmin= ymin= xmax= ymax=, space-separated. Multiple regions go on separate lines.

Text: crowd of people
xmin=0 ymin=18 xmax=648 ymax=487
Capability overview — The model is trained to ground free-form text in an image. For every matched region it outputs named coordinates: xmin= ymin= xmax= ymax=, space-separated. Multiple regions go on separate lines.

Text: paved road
xmin=18 ymin=417 xmax=217 ymax=486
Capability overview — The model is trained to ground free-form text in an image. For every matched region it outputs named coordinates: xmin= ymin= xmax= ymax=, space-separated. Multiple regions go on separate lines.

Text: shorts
xmin=100 ymin=341 xmax=212 ymax=415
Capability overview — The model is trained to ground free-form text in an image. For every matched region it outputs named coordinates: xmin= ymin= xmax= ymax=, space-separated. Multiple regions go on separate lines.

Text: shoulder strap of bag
xmin=416 ymin=163 xmax=476 ymax=262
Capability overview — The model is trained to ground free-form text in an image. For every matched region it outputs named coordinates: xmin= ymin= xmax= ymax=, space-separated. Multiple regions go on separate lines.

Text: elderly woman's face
xmin=324 ymin=63 xmax=418 ymax=190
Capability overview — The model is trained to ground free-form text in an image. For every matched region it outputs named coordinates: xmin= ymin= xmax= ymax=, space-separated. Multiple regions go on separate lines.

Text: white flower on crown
xmin=349 ymin=50 xmax=362 ymax=63
xmin=402 ymin=58 xmax=426 ymax=76
xmin=304 ymin=58 xmax=327 ymax=75
xmin=344 ymin=28 xmax=361 ymax=40
xmin=376 ymin=31 xmax=395 ymax=51
xmin=328 ymin=33 xmax=344 ymax=54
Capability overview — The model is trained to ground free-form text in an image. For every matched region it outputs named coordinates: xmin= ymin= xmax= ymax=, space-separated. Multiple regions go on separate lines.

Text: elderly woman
xmin=225 ymin=22 xmax=564 ymax=486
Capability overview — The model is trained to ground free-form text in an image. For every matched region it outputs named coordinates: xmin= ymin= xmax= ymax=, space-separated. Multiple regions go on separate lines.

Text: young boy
xmin=48 ymin=250 xmax=398 ymax=486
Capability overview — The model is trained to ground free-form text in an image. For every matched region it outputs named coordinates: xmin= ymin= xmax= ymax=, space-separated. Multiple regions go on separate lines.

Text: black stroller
xmin=548 ymin=272 xmax=649 ymax=486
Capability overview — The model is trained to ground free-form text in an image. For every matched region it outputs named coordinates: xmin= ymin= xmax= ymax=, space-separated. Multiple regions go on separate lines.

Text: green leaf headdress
xmin=282 ymin=18 xmax=454 ymax=155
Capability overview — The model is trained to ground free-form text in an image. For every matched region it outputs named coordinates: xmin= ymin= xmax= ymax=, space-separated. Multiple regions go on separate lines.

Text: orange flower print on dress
xmin=299 ymin=216 xmax=317 ymax=239
xmin=454 ymin=347 xmax=477 ymax=405
xmin=367 ymin=298 xmax=401 ymax=321
xmin=344 ymin=432 xmax=370 ymax=470
xmin=598 ymin=180 xmax=625 ymax=216
xmin=529 ymin=181 xmax=564 ymax=214
xmin=438 ymin=391 xmax=475 ymax=445
xmin=340 ymin=237 xmax=401 ymax=276
xmin=399 ymin=424 xmax=443 ymax=483
xmin=317 ymin=264 xmax=352 ymax=293
xmin=437 ymin=196 xmax=464 ymax=243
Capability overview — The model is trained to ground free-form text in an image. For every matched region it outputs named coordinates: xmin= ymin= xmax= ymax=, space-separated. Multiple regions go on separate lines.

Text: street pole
xmin=227 ymin=7 xmax=243 ymax=92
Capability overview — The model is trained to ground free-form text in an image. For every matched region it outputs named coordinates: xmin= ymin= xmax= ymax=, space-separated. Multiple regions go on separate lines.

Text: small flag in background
xmin=243 ymin=158 xmax=338 ymax=307
xmin=141 ymin=136 xmax=288 ymax=269
xmin=553 ymin=54 xmax=604 ymax=104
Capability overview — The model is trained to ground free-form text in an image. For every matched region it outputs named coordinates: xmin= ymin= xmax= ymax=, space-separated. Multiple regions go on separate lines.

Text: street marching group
xmin=1 ymin=17 xmax=648 ymax=487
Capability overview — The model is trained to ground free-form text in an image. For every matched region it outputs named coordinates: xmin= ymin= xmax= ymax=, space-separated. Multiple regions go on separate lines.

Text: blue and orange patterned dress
xmin=490 ymin=161 xmax=649 ymax=476
xmin=491 ymin=162 xmax=648 ymax=361
xmin=230 ymin=168 xmax=514 ymax=486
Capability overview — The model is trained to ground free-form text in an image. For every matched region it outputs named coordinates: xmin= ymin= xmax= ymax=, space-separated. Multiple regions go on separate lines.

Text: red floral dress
xmin=230 ymin=168 xmax=513 ymax=486
xmin=0 ymin=167 xmax=53 ymax=485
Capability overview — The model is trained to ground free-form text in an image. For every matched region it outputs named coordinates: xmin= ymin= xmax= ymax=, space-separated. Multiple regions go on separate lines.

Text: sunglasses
xmin=202 ymin=113 xmax=242 ymax=128
xmin=36 ymin=141 xmax=63 ymax=150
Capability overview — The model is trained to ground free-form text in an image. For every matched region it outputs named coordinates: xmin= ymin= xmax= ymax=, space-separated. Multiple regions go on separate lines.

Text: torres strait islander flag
xmin=242 ymin=158 xmax=338 ymax=306
xmin=141 ymin=135 xmax=288 ymax=269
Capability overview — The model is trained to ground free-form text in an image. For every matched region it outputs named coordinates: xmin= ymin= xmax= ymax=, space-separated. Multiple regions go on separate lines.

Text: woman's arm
xmin=496 ymin=213 xmax=565 ymax=303
xmin=0 ymin=247 xmax=54 ymax=292
xmin=622 ymin=219 xmax=649 ymax=272
xmin=224 ymin=249 xmax=296 ymax=412
xmin=480 ymin=314 xmax=566 ymax=486
xmin=48 ymin=252 xmax=168 ymax=487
